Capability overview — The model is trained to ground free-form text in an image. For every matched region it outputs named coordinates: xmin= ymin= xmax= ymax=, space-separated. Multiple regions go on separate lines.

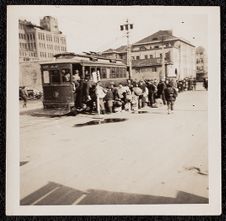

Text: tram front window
xmin=43 ymin=70 xmax=50 ymax=84
xmin=50 ymin=70 xmax=61 ymax=84
xmin=61 ymin=69 xmax=71 ymax=82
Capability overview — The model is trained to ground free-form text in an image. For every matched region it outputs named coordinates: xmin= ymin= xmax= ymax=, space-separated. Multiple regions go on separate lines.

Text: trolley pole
xmin=120 ymin=19 xmax=133 ymax=79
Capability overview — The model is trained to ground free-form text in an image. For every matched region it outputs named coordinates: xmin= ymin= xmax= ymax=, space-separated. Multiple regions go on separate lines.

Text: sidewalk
xmin=20 ymin=100 xmax=43 ymax=114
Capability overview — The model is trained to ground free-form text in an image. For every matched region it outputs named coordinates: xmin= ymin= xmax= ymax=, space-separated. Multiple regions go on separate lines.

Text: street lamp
xmin=120 ymin=19 xmax=133 ymax=79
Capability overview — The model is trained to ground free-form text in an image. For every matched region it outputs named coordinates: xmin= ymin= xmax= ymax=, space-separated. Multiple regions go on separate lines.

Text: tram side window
xmin=115 ymin=67 xmax=122 ymax=78
xmin=106 ymin=68 xmax=111 ymax=79
xmin=123 ymin=68 xmax=127 ymax=78
xmin=43 ymin=70 xmax=50 ymax=84
xmin=50 ymin=70 xmax=61 ymax=83
xmin=118 ymin=68 xmax=123 ymax=78
xmin=61 ymin=69 xmax=71 ymax=82
xmin=101 ymin=68 xmax=107 ymax=79
xmin=110 ymin=67 xmax=116 ymax=78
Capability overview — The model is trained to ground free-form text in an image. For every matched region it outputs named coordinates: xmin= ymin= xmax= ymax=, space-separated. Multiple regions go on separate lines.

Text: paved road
xmin=20 ymin=88 xmax=208 ymax=205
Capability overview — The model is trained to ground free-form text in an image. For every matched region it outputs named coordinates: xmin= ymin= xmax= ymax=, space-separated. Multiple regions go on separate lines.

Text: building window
xmin=145 ymin=55 xmax=148 ymax=59
xmin=110 ymin=68 xmax=116 ymax=78
xmin=152 ymin=38 xmax=158 ymax=41
xmin=154 ymin=45 xmax=159 ymax=49
xmin=140 ymin=46 xmax=146 ymax=51
xmin=150 ymin=55 xmax=153 ymax=58
xmin=152 ymin=67 xmax=157 ymax=72
xmin=136 ymin=56 xmax=140 ymax=60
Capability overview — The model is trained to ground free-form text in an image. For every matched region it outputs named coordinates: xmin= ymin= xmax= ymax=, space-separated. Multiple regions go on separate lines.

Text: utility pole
xmin=120 ymin=19 xmax=133 ymax=79
xmin=161 ymin=36 xmax=166 ymax=80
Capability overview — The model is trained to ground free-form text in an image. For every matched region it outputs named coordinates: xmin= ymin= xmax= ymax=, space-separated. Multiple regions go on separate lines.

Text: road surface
xmin=20 ymin=88 xmax=208 ymax=205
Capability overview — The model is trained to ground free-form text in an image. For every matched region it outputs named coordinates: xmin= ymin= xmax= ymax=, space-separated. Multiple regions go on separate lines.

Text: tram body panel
xmin=43 ymin=85 xmax=74 ymax=109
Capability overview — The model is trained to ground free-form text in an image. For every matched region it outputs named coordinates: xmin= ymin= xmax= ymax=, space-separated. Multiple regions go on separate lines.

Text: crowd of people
xmin=20 ymin=72 xmax=207 ymax=115
xmin=72 ymin=77 xmax=180 ymax=115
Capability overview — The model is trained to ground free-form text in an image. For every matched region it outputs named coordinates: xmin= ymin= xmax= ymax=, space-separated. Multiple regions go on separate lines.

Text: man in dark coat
xmin=164 ymin=82 xmax=178 ymax=114
xmin=147 ymin=80 xmax=156 ymax=107
xmin=157 ymin=79 xmax=166 ymax=105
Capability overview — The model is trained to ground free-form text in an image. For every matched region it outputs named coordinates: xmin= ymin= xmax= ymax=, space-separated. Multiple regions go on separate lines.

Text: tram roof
xmin=40 ymin=53 xmax=126 ymax=67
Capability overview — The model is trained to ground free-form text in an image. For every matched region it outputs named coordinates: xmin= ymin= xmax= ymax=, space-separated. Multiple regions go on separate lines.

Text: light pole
xmin=120 ymin=19 xmax=133 ymax=79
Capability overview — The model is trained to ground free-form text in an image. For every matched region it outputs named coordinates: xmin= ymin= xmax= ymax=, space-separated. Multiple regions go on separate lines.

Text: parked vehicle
xmin=19 ymin=87 xmax=42 ymax=100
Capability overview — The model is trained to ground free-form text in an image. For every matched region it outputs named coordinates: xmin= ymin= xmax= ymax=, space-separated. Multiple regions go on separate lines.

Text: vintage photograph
xmin=6 ymin=6 xmax=221 ymax=215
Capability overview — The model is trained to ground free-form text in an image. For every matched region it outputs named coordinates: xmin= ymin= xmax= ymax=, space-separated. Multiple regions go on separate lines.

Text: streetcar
xmin=39 ymin=52 xmax=128 ymax=116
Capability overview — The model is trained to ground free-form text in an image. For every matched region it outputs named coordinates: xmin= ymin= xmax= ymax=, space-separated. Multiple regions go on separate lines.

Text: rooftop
xmin=133 ymin=30 xmax=195 ymax=47
xmin=102 ymin=45 xmax=127 ymax=54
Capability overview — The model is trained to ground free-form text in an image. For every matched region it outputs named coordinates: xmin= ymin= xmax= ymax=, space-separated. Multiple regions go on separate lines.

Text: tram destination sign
xmin=42 ymin=64 xmax=70 ymax=70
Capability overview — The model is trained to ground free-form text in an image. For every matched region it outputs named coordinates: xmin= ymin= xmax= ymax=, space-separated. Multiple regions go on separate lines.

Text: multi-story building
xmin=19 ymin=16 xmax=67 ymax=62
xmin=101 ymin=45 xmax=127 ymax=63
xmin=102 ymin=30 xmax=196 ymax=80
xmin=196 ymin=46 xmax=208 ymax=81
xmin=131 ymin=30 xmax=196 ymax=80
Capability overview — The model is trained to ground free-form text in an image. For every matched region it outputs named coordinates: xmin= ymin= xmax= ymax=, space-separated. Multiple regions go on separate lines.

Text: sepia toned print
xmin=7 ymin=6 xmax=221 ymax=215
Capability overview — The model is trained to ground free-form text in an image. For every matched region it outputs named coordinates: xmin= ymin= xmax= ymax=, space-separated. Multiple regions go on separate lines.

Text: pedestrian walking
xmin=193 ymin=78 xmax=197 ymax=90
xmin=157 ymin=79 xmax=166 ymax=105
xmin=203 ymin=78 xmax=208 ymax=90
xmin=104 ymin=86 xmax=114 ymax=113
xmin=95 ymin=81 xmax=106 ymax=114
xmin=19 ymin=86 xmax=28 ymax=108
xmin=147 ymin=80 xmax=156 ymax=107
xmin=164 ymin=82 xmax=178 ymax=114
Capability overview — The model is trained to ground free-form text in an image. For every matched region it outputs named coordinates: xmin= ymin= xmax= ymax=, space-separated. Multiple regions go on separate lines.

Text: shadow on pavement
xmin=20 ymin=181 xmax=208 ymax=205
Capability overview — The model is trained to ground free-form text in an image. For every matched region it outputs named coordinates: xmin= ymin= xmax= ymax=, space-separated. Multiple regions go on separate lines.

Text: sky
xmin=19 ymin=6 xmax=208 ymax=53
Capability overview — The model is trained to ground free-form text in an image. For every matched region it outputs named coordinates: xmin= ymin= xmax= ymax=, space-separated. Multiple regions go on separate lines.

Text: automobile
xmin=19 ymin=87 xmax=42 ymax=100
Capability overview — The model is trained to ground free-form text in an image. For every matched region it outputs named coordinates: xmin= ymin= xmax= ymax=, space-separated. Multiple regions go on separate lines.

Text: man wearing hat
xmin=164 ymin=81 xmax=178 ymax=114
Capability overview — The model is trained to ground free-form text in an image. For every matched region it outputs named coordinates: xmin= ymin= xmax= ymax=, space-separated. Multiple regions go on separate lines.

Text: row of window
xmin=133 ymin=43 xmax=171 ymax=52
xmin=20 ymin=50 xmax=37 ymax=57
xmin=20 ymin=42 xmax=36 ymax=50
xmin=43 ymin=66 xmax=127 ymax=84
xmin=40 ymin=52 xmax=54 ymax=58
xmin=137 ymin=67 xmax=157 ymax=72
xmin=38 ymin=33 xmax=45 ymax=40
xmin=19 ymin=33 xmax=35 ymax=41
xmin=38 ymin=32 xmax=66 ymax=44
xmin=38 ymin=43 xmax=66 ymax=52
xmin=132 ymin=54 xmax=160 ymax=60
xmin=84 ymin=67 xmax=127 ymax=79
